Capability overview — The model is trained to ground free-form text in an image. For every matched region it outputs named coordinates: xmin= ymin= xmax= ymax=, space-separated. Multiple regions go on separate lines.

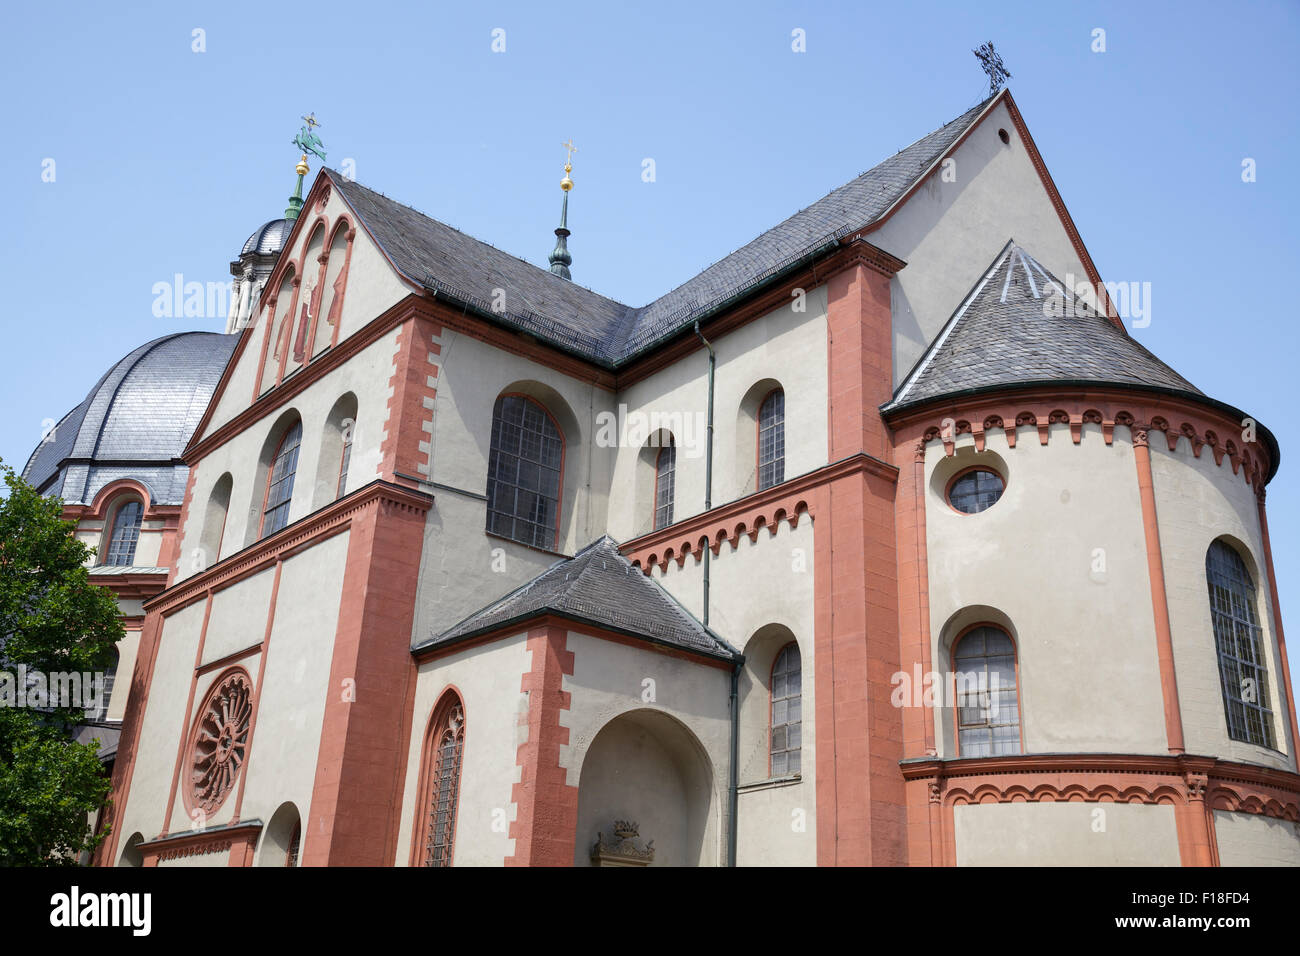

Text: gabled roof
xmin=886 ymin=242 xmax=1201 ymax=412
xmin=327 ymin=95 xmax=996 ymax=367
xmin=418 ymin=536 xmax=738 ymax=661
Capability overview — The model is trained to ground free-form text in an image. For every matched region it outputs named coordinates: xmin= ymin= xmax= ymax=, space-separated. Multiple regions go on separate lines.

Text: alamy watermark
xmin=0 ymin=665 xmax=108 ymax=714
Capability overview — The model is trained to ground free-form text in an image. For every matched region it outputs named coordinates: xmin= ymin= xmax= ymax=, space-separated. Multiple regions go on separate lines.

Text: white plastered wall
xmin=234 ymin=531 xmax=348 ymax=852
xmin=606 ymin=289 xmax=829 ymax=541
xmin=561 ymin=630 xmax=731 ymax=866
xmin=647 ymin=520 xmax=817 ymax=865
xmin=954 ymin=802 xmax=1181 ymax=866
xmin=175 ymin=327 xmax=399 ymax=583
xmin=925 ymin=424 xmax=1167 ymax=756
xmin=111 ymin=599 xmax=206 ymax=855
xmin=1212 ymin=810 xmax=1300 ymax=866
xmin=873 ymin=99 xmax=1100 ymax=387
xmin=1149 ymin=438 xmax=1295 ymax=771
xmin=394 ymin=632 xmax=530 ymax=866
xmin=200 ymin=181 xmax=412 ymax=438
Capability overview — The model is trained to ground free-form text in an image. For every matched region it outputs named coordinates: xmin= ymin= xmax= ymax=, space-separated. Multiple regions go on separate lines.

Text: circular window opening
xmin=998 ymin=128 xmax=1010 ymax=144
xmin=946 ymin=468 xmax=1005 ymax=515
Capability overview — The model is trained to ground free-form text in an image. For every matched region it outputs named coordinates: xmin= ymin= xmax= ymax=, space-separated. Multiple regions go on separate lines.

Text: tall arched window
xmin=103 ymin=498 xmax=143 ymax=566
xmin=419 ymin=694 xmax=465 ymax=868
xmin=770 ymin=643 xmax=801 ymax=775
xmin=1206 ymin=541 xmax=1275 ymax=749
xmin=486 ymin=395 xmax=563 ymax=549
xmin=758 ymin=389 xmax=785 ymax=491
xmin=261 ymin=421 xmax=302 ymax=538
xmin=654 ymin=439 xmax=676 ymax=530
xmin=952 ymin=626 xmax=1021 ymax=757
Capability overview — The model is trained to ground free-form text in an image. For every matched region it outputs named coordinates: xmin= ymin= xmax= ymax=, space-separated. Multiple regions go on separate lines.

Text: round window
xmin=947 ymin=468 xmax=1004 ymax=514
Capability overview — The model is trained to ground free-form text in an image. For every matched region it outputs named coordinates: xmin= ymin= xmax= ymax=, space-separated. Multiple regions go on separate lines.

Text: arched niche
xmin=313 ymin=392 xmax=359 ymax=509
xmin=117 ymin=832 xmax=144 ymax=867
xmin=257 ymin=802 xmax=302 ymax=867
xmin=574 ymin=709 xmax=717 ymax=866
xmin=197 ymin=472 xmax=233 ymax=571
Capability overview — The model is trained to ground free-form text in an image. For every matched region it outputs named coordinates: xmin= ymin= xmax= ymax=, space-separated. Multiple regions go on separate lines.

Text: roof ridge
xmin=329 ymin=173 xmax=634 ymax=312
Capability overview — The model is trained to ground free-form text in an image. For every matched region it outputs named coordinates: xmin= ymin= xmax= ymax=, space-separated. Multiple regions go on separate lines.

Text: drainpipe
xmin=695 ymin=321 xmax=738 ymax=867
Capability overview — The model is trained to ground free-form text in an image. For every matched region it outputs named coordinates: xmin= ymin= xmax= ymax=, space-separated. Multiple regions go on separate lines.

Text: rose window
xmin=189 ymin=668 xmax=253 ymax=814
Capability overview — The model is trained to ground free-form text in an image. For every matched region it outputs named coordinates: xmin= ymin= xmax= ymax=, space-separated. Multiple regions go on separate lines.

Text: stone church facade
xmin=30 ymin=89 xmax=1298 ymax=866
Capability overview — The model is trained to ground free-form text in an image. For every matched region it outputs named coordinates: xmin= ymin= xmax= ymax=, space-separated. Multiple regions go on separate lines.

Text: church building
xmin=31 ymin=89 xmax=1299 ymax=866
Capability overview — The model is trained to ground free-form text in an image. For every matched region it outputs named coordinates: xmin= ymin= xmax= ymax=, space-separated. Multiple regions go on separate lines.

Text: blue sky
xmin=2 ymin=2 xmax=1298 ymax=700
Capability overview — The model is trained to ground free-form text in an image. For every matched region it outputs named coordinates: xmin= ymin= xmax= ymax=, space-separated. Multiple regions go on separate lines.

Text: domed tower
xmin=885 ymin=243 xmax=1296 ymax=866
xmin=225 ymin=218 xmax=294 ymax=333
xmin=22 ymin=331 xmax=237 ymax=731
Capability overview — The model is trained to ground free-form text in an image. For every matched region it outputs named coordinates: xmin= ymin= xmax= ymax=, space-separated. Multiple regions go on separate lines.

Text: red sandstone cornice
xmin=902 ymin=752 xmax=1300 ymax=828
xmin=145 ymin=480 xmax=432 ymax=616
xmin=620 ymin=452 xmax=897 ymax=573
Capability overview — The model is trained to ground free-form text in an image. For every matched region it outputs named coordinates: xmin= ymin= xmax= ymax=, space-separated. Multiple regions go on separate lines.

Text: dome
xmin=22 ymin=332 xmax=238 ymax=506
xmin=241 ymin=218 xmax=294 ymax=257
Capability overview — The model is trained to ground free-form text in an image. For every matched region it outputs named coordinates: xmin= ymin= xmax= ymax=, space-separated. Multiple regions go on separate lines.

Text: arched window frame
xmin=102 ymin=497 xmax=144 ymax=567
xmin=944 ymin=465 xmax=1006 ymax=515
xmin=485 ymin=394 xmax=565 ymax=550
xmin=950 ymin=624 xmax=1023 ymax=757
xmin=758 ymin=388 xmax=785 ymax=491
xmin=411 ymin=691 xmax=466 ymax=868
xmin=654 ymin=438 xmax=676 ymax=531
xmin=260 ymin=420 xmax=303 ymax=539
xmin=1206 ymin=540 xmax=1276 ymax=750
xmin=769 ymin=642 xmax=802 ymax=776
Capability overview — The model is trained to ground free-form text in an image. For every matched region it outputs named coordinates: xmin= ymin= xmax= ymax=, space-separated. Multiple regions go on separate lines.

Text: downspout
xmin=695 ymin=320 xmax=738 ymax=867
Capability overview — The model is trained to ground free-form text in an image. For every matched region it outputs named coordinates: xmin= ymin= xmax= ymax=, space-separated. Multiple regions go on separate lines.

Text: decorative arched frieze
xmin=898 ymin=394 xmax=1272 ymax=497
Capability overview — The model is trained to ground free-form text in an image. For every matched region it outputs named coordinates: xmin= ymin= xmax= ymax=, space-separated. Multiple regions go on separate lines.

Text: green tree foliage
xmin=0 ymin=459 xmax=123 ymax=865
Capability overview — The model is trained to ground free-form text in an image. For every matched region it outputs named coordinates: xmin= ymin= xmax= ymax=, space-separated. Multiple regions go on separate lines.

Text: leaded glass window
xmin=486 ymin=395 xmax=563 ymax=549
xmin=1206 ymin=541 xmax=1275 ymax=749
xmin=424 ymin=701 xmax=465 ymax=867
xmin=770 ymin=643 xmax=802 ymax=775
xmin=655 ymin=440 xmax=676 ymax=530
xmin=953 ymin=626 xmax=1020 ymax=757
xmin=104 ymin=499 xmax=143 ymax=566
xmin=758 ymin=389 xmax=785 ymax=491
xmin=948 ymin=469 xmax=1004 ymax=515
xmin=261 ymin=421 xmax=302 ymax=538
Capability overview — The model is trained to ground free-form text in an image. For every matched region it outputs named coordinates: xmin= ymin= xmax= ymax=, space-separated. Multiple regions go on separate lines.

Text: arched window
xmin=770 ymin=643 xmax=801 ymax=775
xmin=103 ymin=498 xmax=143 ymax=566
xmin=1206 ymin=541 xmax=1275 ymax=749
xmin=654 ymin=439 xmax=676 ymax=530
xmin=486 ymin=395 xmax=563 ymax=549
xmin=419 ymin=695 xmax=465 ymax=868
xmin=758 ymin=389 xmax=785 ymax=491
xmin=952 ymin=626 xmax=1020 ymax=757
xmin=261 ymin=421 xmax=302 ymax=538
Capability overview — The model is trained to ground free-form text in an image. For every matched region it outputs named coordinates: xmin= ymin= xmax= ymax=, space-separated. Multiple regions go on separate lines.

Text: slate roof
xmin=886 ymin=242 xmax=1202 ymax=412
xmin=420 ymin=536 xmax=738 ymax=660
xmin=22 ymin=332 xmax=238 ymax=505
xmin=328 ymin=96 xmax=994 ymax=367
xmin=241 ymin=218 xmax=294 ymax=257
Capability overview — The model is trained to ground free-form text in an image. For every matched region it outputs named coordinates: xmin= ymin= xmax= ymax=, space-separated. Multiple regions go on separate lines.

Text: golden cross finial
xmin=561 ymin=138 xmax=578 ymax=167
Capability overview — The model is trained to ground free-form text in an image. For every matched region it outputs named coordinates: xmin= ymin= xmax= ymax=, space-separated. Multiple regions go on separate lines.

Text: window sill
xmin=484 ymin=531 xmax=570 ymax=560
xmin=738 ymin=773 xmax=802 ymax=794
